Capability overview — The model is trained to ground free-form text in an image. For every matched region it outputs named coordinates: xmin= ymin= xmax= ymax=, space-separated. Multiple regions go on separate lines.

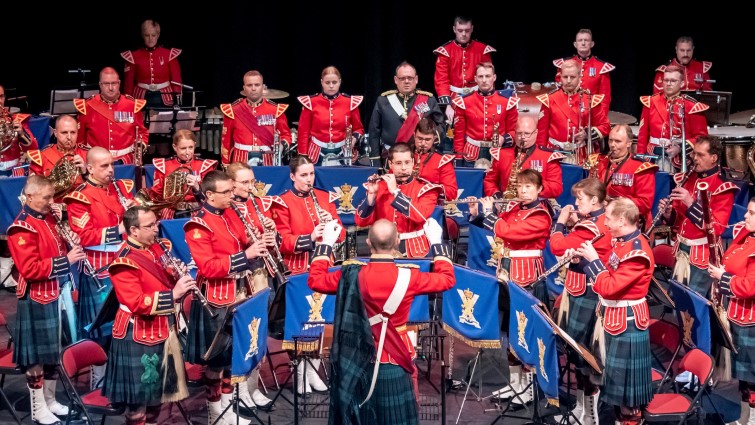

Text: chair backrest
xmin=445 ymin=217 xmax=460 ymax=240
xmin=0 ymin=311 xmax=6 ymax=327
xmin=648 ymin=319 xmax=681 ymax=355
xmin=60 ymin=340 xmax=108 ymax=378
xmin=679 ymin=348 xmax=713 ymax=384
xmin=653 ymin=244 xmax=675 ymax=269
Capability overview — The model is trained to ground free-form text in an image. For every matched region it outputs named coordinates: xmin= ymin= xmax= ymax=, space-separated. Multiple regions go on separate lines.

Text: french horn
xmin=0 ymin=108 xmax=17 ymax=154
xmin=135 ymin=165 xmax=193 ymax=210
xmin=49 ymin=154 xmax=80 ymax=197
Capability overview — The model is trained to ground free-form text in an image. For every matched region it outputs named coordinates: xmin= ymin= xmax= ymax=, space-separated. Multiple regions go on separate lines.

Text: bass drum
xmin=708 ymin=126 xmax=755 ymax=175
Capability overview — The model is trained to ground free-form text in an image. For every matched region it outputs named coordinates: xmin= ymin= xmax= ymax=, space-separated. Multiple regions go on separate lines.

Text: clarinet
xmin=229 ymin=202 xmax=287 ymax=289
xmin=113 ymin=180 xmax=130 ymax=210
xmin=533 ymin=233 xmax=605 ymax=284
xmin=53 ymin=213 xmax=106 ymax=292
xmin=247 ymin=193 xmax=290 ymax=276
xmin=155 ymin=239 xmax=217 ymax=318
xmin=644 ymin=167 xmax=695 ymax=237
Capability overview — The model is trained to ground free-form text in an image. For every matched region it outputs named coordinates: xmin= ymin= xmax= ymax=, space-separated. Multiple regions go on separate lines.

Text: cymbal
xmin=729 ymin=109 xmax=755 ymax=125
xmin=237 ymin=88 xmax=291 ymax=100
xmin=608 ymin=111 xmax=638 ymax=125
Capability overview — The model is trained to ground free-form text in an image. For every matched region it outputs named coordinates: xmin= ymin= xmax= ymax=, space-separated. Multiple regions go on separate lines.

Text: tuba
xmin=134 ymin=165 xmax=192 ymax=211
xmin=48 ymin=154 xmax=81 ymax=197
xmin=0 ymin=108 xmax=18 ymax=154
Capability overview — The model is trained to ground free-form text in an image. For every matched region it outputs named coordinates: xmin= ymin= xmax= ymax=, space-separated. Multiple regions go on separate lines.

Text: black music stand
xmin=202 ymin=299 xmax=265 ymax=425
xmin=685 ymin=90 xmax=732 ymax=126
xmin=146 ymin=106 xmax=199 ymax=137
xmin=48 ymin=87 xmax=99 ymax=116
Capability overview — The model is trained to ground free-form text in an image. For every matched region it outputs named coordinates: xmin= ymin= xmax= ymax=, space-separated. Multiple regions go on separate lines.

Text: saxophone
xmin=344 ymin=120 xmax=353 ymax=166
xmin=272 ymin=130 xmax=281 ymax=166
xmin=491 ymin=122 xmax=501 ymax=148
xmin=503 ymin=145 xmax=525 ymax=199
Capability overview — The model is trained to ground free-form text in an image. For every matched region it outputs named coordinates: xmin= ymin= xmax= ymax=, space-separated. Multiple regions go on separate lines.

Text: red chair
xmin=444 ymin=217 xmax=460 ymax=262
xmin=59 ymin=340 xmax=124 ymax=425
xmin=648 ymin=319 xmax=683 ymax=392
xmin=643 ymin=348 xmax=718 ymax=425
xmin=0 ymin=312 xmax=23 ymax=425
xmin=653 ymin=244 xmax=675 ymax=270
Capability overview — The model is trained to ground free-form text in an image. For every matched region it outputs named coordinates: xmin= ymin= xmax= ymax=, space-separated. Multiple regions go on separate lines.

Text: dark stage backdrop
xmin=3 ymin=6 xmax=753 ymax=124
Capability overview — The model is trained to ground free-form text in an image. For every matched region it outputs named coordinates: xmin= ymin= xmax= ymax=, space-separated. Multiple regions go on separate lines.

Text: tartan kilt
xmin=184 ymin=298 xmax=230 ymax=368
xmin=77 ymin=273 xmax=113 ymax=340
xmin=366 ymin=364 xmax=419 ymax=425
xmin=530 ymin=280 xmax=552 ymax=313
xmin=732 ymin=323 xmax=755 ymax=383
xmin=602 ymin=321 xmax=653 ymax=408
xmin=564 ymin=289 xmax=599 ymax=368
xmin=102 ymin=324 xmax=164 ymax=405
xmin=13 ymin=296 xmax=61 ymax=367
xmin=675 ymin=244 xmax=712 ymax=298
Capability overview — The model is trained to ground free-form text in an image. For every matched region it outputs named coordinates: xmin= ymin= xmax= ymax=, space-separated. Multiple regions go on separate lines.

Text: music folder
xmin=535 ymin=306 xmax=603 ymax=374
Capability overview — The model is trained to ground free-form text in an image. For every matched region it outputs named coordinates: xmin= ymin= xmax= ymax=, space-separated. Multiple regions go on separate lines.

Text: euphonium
xmin=49 ymin=154 xmax=80 ymax=197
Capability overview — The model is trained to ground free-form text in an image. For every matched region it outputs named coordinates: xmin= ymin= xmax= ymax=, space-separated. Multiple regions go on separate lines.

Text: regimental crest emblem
xmin=252 ymin=181 xmax=272 ymax=197
xmin=516 ymin=310 xmax=530 ymax=353
xmin=538 ymin=338 xmax=549 ymax=382
xmin=443 ymin=189 xmax=465 ymax=218
xmin=608 ymin=252 xmax=620 ymax=270
xmin=681 ymin=310 xmax=695 ymax=347
xmin=486 ymin=235 xmax=506 ymax=268
xmin=245 ymin=317 xmax=260 ymax=361
xmin=457 ymin=288 xmax=481 ymax=329
xmin=332 ymin=183 xmax=357 ymax=214
xmin=307 ymin=292 xmax=326 ymax=323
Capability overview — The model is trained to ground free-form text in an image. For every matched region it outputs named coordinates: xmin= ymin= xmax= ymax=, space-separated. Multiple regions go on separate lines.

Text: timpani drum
xmin=502 ymin=82 xmax=558 ymax=119
xmin=708 ymin=126 xmax=755 ymax=174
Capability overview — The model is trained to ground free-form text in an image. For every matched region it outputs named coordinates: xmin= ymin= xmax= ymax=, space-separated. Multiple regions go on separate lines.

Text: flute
xmin=534 ymin=233 xmax=606 ymax=284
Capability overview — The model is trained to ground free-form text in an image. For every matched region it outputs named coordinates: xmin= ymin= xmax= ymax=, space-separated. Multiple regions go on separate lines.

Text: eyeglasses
xmin=137 ymin=221 xmax=160 ymax=230
xmin=515 ymin=130 xmax=537 ymax=138
xmin=210 ymin=189 xmax=233 ymax=196
xmin=396 ymin=76 xmax=417 ymax=82
xmin=100 ymin=81 xmax=120 ymax=87
xmin=235 ymin=179 xmax=256 ymax=186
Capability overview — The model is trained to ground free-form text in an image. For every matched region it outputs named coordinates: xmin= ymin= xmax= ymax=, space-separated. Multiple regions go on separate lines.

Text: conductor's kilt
xmin=103 ymin=324 xmax=165 ymax=405
xmin=13 ymin=294 xmax=61 ymax=367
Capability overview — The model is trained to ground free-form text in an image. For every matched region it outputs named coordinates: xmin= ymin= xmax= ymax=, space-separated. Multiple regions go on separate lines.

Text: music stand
xmin=49 ymin=87 xmax=99 ymax=115
xmin=146 ymin=107 xmax=199 ymax=136
xmin=685 ymin=90 xmax=732 ymax=126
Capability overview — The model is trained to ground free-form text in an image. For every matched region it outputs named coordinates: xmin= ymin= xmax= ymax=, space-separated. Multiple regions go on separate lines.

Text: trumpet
xmin=53 ymin=213 xmax=106 ymax=292
xmin=155 ymin=239 xmax=217 ymax=318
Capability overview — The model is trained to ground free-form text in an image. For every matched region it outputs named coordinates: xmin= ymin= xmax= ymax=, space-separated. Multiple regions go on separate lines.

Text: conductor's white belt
xmin=234 ymin=144 xmax=271 ymax=152
xmin=465 ymin=137 xmax=493 ymax=148
xmin=312 ymin=137 xmax=346 ymax=149
xmin=399 ymin=230 xmax=425 ymax=240
xmin=508 ymin=249 xmax=542 ymax=258
xmin=600 ymin=297 xmax=645 ymax=308
xmin=138 ymin=82 xmax=171 ymax=91
xmin=450 ymin=85 xmax=478 ymax=95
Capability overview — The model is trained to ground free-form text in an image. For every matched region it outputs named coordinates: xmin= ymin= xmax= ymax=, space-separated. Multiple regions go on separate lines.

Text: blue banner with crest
xmin=669 ymin=279 xmax=711 ymax=354
xmin=231 ymin=288 xmax=270 ymax=381
xmin=442 ymin=264 xmax=500 ymax=348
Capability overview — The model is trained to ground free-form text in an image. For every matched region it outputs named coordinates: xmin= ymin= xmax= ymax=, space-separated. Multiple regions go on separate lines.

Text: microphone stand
xmin=67 ymin=68 xmax=92 ymax=98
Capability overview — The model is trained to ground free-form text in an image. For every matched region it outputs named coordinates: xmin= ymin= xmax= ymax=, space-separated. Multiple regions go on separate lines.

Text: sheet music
xmin=148 ymin=110 xmax=198 ymax=134
xmin=535 ymin=307 xmax=603 ymax=374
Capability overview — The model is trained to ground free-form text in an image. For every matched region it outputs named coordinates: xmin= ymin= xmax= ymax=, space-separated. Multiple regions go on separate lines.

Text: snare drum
xmin=709 ymin=126 xmax=755 ymax=172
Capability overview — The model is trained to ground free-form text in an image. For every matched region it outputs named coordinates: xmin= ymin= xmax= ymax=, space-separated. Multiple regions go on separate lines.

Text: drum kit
xmin=709 ymin=112 xmax=755 ymax=178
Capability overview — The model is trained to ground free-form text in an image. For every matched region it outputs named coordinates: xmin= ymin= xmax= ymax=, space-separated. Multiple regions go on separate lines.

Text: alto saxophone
xmin=344 ymin=121 xmax=353 ymax=166
xmin=503 ymin=145 xmax=525 ymax=199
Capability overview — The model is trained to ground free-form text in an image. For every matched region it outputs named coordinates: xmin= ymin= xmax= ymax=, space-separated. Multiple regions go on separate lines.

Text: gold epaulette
xmin=396 ymin=263 xmax=420 ymax=269
xmin=275 ymin=103 xmax=289 ymax=117
xmin=73 ymin=99 xmax=87 ymax=115
xmin=109 ymin=257 xmax=138 ymax=271
xmin=381 ymin=90 xmax=398 ymax=96
xmin=639 ymin=95 xmax=652 ymax=108
xmin=134 ymin=99 xmax=147 ymax=113
xmin=342 ymin=259 xmax=367 ymax=266
xmin=536 ymin=94 xmax=549 ymax=108
xmin=152 ymin=158 xmax=166 ymax=174
xmin=26 ymin=150 xmax=42 ymax=166
xmin=416 ymin=90 xmax=434 ymax=97
xmin=118 ymin=179 xmax=135 ymax=194
xmin=220 ymin=104 xmax=235 ymax=119
xmin=120 ymin=50 xmax=134 ymax=64
xmin=63 ymin=191 xmax=90 ymax=205
xmin=297 ymin=95 xmax=312 ymax=111
xmin=169 ymin=48 xmax=182 ymax=61
xmin=591 ymin=94 xmax=605 ymax=108
xmin=635 ymin=162 xmax=658 ymax=174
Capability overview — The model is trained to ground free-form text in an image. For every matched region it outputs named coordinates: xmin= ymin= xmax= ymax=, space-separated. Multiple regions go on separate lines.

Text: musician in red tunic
xmin=0 ymin=84 xmax=39 ymax=176
xmin=8 ymin=176 xmax=85 ymax=425
xmin=297 ymin=66 xmax=364 ymax=166
xmin=148 ymin=129 xmax=216 ymax=219
xmin=484 ymin=116 xmax=565 ymax=200
xmin=121 ymin=19 xmax=183 ymax=108
xmin=653 ymin=36 xmax=712 ymax=94
xmin=548 ymin=178 xmax=612 ymax=425
xmin=220 ymin=70 xmax=292 ymax=167
xmin=637 ymin=65 xmax=708 ymax=172
xmin=356 ymin=143 xmax=442 ymax=258
xmin=659 ymin=136 xmax=737 ymax=298
xmin=709 ymin=200 xmax=755 ymax=425
xmin=433 ymin=16 xmax=495 ymax=106
xmin=103 ymin=206 xmax=193 ymax=425
xmin=553 ymin=29 xmax=614 ymax=114
xmin=27 ymin=115 xmax=87 ymax=201
xmin=578 ymin=198 xmax=655 ymax=425
xmin=270 ymin=156 xmax=345 ymax=275
xmin=593 ymin=124 xmax=657 ymax=228
xmin=183 ymin=170 xmax=269 ymax=424
xmin=411 ymin=117 xmax=457 ymax=201
xmin=452 ymin=62 xmax=518 ymax=165
xmin=308 ymin=218 xmax=455 ymax=425
xmin=536 ymin=60 xmax=610 ymax=166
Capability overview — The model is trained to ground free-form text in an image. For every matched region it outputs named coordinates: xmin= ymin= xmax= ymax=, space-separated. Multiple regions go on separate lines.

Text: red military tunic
xmin=653 ymin=59 xmax=713 ymax=94
xmin=74 ymin=95 xmax=148 ymax=164
xmin=414 ymin=151 xmax=457 ymax=201
xmin=554 ymin=55 xmax=614 ymax=112
xmin=482 ymin=200 xmax=551 ymax=286
xmin=109 ymin=239 xmax=176 ymax=345
xmin=184 ymin=204 xmax=253 ymax=307
xmin=483 ymin=145 xmax=565 ymax=199
xmin=309 ymin=251 xmax=454 ymax=370
xmin=234 ymin=195 xmax=274 ymax=234
xmin=149 ymin=156 xmax=216 ymax=218
xmin=355 ymin=177 xmax=441 ymax=258
xmin=64 ymin=178 xmax=134 ymax=271
xmin=27 ymin=144 xmax=87 ymax=200
xmin=536 ymin=90 xmax=610 ymax=164
xmin=433 ymin=40 xmax=496 ymax=101
xmin=595 ymin=154 xmax=657 ymax=220
xmin=296 ymin=93 xmax=365 ymax=161
xmin=636 ymin=94 xmax=709 ymax=156
xmin=671 ymin=166 xmax=738 ymax=269
xmin=550 ymin=212 xmax=612 ymax=297
xmin=0 ymin=113 xmax=38 ymax=171
xmin=585 ymin=229 xmax=653 ymax=335
xmin=220 ymin=98 xmax=292 ymax=167
xmin=270 ymin=188 xmax=345 ymax=274
xmin=720 ymin=223 xmax=755 ymax=326
xmin=452 ymin=91 xmax=518 ymax=161
xmin=121 ymin=47 xmax=182 ymax=106
xmin=7 ymin=205 xmax=71 ymax=304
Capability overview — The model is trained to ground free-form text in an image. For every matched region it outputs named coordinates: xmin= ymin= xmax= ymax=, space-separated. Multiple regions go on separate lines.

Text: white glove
xmin=321 ymin=221 xmax=342 ymax=247
xmin=423 ymin=218 xmax=443 ymax=245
